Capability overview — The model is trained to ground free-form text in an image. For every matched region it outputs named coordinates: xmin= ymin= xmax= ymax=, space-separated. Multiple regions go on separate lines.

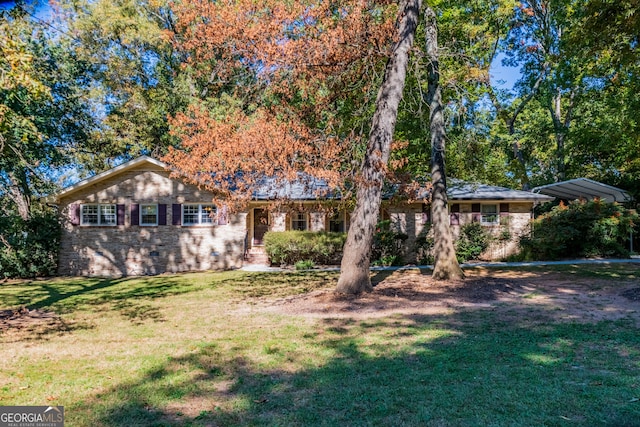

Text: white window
xmin=291 ymin=212 xmax=308 ymax=231
xmin=81 ymin=204 xmax=116 ymax=226
xmin=140 ymin=204 xmax=158 ymax=226
xmin=182 ymin=204 xmax=217 ymax=226
xmin=481 ymin=204 xmax=499 ymax=225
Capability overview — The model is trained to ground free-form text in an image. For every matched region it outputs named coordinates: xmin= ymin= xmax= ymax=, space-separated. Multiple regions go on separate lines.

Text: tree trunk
xmin=336 ymin=0 xmax=421 ymax=294
xmin=425 ymin=6 xmax=463 ymax=281
xmin=6 ymin=170 xmax=31 ymax=221
xmin=549 ymin=87 xmax=576 ymax=182
xmin=551 ymin=90 xmax=565 ymax=181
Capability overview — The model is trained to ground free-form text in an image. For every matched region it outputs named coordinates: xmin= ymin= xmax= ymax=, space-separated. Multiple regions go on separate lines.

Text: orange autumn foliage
xmin=163 ymin=0 xmax=399 ymax=209
xmin=166 ymin=105 xmax=346 ymax=210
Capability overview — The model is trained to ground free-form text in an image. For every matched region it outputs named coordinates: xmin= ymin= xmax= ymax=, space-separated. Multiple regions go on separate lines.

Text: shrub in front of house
xmin=294 ymin=259 xmax=315 ymax=270
xmin=455 ymin=222 xmax=491 ymax=263
xmin=415 ymin=222 xmax=494 ymax=265
xmin=264 ymin=231 xmax=347 ymax=265
xmin=415 ymin=223 xmax=435 ymax=265
xmin=519 ymin=199 xmax=638 ymax=260
xmin=372 ymin=220 xmax=408 ymax=266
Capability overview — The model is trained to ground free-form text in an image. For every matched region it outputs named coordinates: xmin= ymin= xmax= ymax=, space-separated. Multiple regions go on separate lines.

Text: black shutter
xmin=421 ymin=204 xmax=430 ymax=224
xmin=117 ymin=204 xmax=125 ymax=225
xmin=172 ymin=204 xmax=181 ymax=225
xmin=158 ymin=204 xmax=167 ymax=225
xmin=471 ymin=203 xmax=481 ymax=222
xmin=130 ymin=204 xmax=139 ymax=226
xmin=500 ymin=203 xmax=510 ymax=220
xmin=421 ymin=211 xmax=430 ymax=224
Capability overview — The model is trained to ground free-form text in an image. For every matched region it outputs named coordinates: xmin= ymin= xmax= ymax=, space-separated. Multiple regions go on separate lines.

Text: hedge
xmin=264 ymin=231 xmax=347 ymax=265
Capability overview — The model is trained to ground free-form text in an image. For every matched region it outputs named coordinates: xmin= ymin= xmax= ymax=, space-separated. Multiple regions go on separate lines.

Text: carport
xmin=532 ymin=178 xmax=634 ymax=252
xmin=531 ymin=178 xmax=631 ymax=203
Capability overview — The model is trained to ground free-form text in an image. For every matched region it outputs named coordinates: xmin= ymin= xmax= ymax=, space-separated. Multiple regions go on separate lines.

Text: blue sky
xmin=490 ymin=53 xmax=521 ymax=90
xmin=0 ymin=0 xmax=50 ymax=17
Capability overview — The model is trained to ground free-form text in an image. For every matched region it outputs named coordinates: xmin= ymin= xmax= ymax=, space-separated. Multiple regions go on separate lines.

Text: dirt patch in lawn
xmin=260 ymin=268 xmax=640 ymax=323
xmin=0 ymin=307 xmax=72 ymax=341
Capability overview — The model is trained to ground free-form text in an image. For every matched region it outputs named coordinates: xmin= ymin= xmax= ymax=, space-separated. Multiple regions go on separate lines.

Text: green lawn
xmin=1 ymin=266 xmax=640 ymax=426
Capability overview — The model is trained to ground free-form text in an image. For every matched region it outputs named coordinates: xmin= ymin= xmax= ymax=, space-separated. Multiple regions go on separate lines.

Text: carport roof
xmin=446 ymin=181 xmax=554 ymax=202
xmin=531 ymin=178 xmax=631 ymax=203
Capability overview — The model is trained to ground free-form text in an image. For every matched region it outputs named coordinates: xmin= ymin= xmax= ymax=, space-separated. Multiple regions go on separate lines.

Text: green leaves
xmin=1 ymin=5 xmax=96 ymax=222
xmin=522 ymin=200 xmax=638 ymax=260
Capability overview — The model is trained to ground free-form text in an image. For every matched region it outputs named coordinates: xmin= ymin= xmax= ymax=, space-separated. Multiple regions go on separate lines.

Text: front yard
xmin=1 ymin=265 xmax=640 ymax=426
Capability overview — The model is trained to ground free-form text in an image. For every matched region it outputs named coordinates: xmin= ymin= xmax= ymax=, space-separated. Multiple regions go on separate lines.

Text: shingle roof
xmin=251 ymin=175 xmax=338 ymax=200
xmin=55 ymin=156 xmax=554 ymax=203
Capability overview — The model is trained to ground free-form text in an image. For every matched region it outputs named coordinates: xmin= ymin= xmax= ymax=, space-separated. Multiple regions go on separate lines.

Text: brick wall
xmin=58 ymin=160 xmax=538 ymax=275
xmin=450 ymin=202 xmax=532 ymax=261
xmin=58 ymin=163 xmax=246 ymax=276
xmin=388 ymin=202 xmax=533 ymax=263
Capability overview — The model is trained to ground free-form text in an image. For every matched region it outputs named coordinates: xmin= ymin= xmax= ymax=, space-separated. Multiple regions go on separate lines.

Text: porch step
xmin=244 ymin=247 xmax=270 ymax=265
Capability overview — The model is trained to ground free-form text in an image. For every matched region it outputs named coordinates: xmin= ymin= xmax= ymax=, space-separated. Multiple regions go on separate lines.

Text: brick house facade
xmin=54 ymin=156 xmax=552 ymax=276
xmin=56 ymin=157 xmax=247 ymax=276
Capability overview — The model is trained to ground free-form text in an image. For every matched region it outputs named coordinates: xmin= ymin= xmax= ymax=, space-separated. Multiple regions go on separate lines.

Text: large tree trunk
xmin=425 ymin=6 xmax=463 ymax=281
xmin=6 ymin=170 xmax=31 ymax=221
xmin=549 ymin=87 xmax=576 ymax=182
xmin=336 ymin=0 xmax=421 ymax=294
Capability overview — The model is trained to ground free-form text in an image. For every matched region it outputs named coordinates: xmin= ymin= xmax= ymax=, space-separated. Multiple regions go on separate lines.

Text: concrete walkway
xmin=240 ymin=257 xmax=640 ymax=273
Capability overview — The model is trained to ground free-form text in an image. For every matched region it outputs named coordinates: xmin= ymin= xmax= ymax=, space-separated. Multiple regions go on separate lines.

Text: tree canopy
xmin=161 ymin=1 xmax=399 ymax=209
xmin=1 ymin=5 xmax=95 ymax=220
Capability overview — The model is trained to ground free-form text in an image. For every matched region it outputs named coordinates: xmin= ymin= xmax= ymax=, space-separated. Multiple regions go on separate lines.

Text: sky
xmin=0 ymin=0 xmax=51 ymax=18
xmin=490 ymin=54 xmax=521 ymax=91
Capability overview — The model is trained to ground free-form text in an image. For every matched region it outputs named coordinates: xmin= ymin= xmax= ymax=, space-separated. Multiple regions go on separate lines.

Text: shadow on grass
xmin=0 ymin=274 xmax=218 ymax=332
xmin=1 ymin=277 xmax=194 ymax=312
xmin=211 ymin=271 xmax=338 ymax=300
xmin=371 ymin=269 xmax=395 ymax=286
xmin=466 ymin=262 xmax=640 ymax=282
xmin=0 ymin=270 xmax=339 ymax=338
xmin=0 ymin=307 xmax=96 ymax=343
xmin=75 ymin=310 xmax=640 ymax=427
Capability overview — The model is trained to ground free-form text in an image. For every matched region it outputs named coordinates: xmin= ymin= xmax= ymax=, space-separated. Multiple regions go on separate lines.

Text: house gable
xmin=55 ymin=156 xmax=169 ymax=203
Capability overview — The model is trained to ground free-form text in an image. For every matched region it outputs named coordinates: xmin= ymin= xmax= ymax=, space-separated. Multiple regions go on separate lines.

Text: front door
xmin=253 ymin=209 xmax=269 ymax=245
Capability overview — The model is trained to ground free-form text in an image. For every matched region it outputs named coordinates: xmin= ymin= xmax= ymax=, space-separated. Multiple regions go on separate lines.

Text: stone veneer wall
xmin=58 ymin=163 xmax=247 ymax=277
